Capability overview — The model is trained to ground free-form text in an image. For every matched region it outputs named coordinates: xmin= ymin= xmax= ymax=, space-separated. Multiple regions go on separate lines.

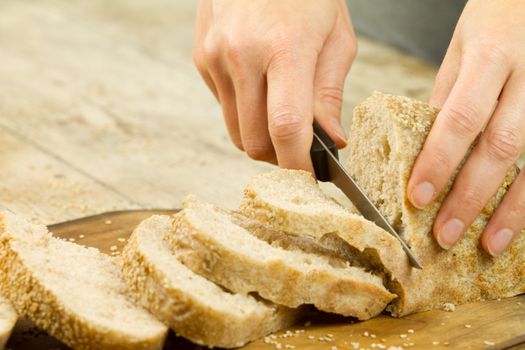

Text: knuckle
xmin=441 ymin=102 xmax=482 ymax=137
xmin=244 ymin=143 xmax=274 ymax=161
xmin=268 ymin=107 xmax=306 ymax=141
xmin=224 ymin=39 xmax=247 ymax=68
xmin=424 ymin=147 xmax=454 ymax=176
xmin=317 ymin=86 xmax=344 ymax=110
xmin=508 ymin=198 xmax=525 ymax=219
xmin=459 ymin=187 xmax=486 ymax=210
xmin=192 ymin=48 xmax=206 ymax=72
xmin=202 ymin=36 xmax=221 ymax=65
xmin=485 ymin=127 xmax=523 ymax=162
xmin=343 ymin=34 xmax=358 ymax=60
xmin=477 ymin=42 xmax=509 ymax=66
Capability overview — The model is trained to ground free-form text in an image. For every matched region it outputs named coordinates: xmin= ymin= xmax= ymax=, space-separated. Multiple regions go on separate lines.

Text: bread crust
xmin=169 ymin=197 xmax=395 ymax=320
xmin=0 ymin=212 xmax=167 ymax=350
xmin=346 ymin=92 xmax=525 ymax=316
xmin=121 ymin=215 xmax=298 ymax=348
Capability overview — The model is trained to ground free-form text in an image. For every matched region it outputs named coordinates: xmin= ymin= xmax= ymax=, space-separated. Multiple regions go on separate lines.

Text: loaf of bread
xmin=240 ymin=92 xmax=525 ymax=317
xmin=120 ymin=214 xmax=299 ymax=348
xmin=168 ymin=196 xmax=395 ymax=320
xmin=346 ymin=92 xmax=525 ymax=316
xmin=0 ymin=212 xmax=168 ymax=350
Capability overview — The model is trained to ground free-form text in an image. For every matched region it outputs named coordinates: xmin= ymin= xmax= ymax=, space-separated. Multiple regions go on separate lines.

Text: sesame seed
xmin=464 ymin=324 xmax=471 ymax=328
xmin=432 ymin=341 xmax=440 ymax=346
xmin=408 ymin=329 xmax=414 ymax=334
xmin=484 ymin=340 xmax=495 ymax=346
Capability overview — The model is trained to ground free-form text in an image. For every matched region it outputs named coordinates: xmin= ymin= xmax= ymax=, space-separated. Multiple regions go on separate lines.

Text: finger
xmin=266 ymin=48 xmax=317 ymax=172
xmin=208 ymin=65 xmax=243 ymax=150
xmin=228 ymin=45 xmax=276 ymax=163
xmin=407 ymin=49 xmax=510 ymax=209
xmin=481 ymin=167 xmax=525 ymax=256
xmin=193 ymin=0 xmax=219 ymax=100
xmin=433 ymin=72 xmax=525 ymax=249
xmin=313 ymin=16 xmax=356 ymax=148
xmin=429 ymin=40 xmax=461 ymax=108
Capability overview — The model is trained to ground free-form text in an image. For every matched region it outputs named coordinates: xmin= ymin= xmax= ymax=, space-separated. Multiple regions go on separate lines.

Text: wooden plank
xmin=0 ymin=129 xmax=137 ymax=223
xmin=0 ymin=0 xmax=439 ymax=215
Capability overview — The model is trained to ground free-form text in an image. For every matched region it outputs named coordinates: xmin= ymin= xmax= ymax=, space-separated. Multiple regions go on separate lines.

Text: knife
xmin=310 ymin=121 xmax=423 ymax=269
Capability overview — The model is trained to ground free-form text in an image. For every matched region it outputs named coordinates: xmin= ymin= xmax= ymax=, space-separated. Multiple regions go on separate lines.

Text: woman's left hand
xmin=407 ymin=0 xmax=525 ymax=256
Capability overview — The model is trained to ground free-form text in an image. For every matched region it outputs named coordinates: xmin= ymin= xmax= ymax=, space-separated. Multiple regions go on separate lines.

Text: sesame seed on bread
xmin=120 ymin=214 xmax=299 ymax=348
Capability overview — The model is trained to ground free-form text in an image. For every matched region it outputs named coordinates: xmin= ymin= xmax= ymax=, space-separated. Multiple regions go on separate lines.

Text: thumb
xmin=313 ymin=27 xmax=356 ymax=148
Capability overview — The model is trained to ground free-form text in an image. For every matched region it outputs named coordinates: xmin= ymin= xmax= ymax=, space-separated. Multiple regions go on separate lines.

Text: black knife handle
xmin=311 ymin=121 xmax=338 ymax=182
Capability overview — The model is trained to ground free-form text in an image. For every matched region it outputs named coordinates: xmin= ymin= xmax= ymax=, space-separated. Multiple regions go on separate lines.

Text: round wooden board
xmin=5 ymin=210 xmax=525 ymax=350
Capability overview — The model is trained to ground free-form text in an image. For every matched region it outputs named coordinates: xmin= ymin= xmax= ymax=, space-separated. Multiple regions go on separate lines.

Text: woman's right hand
xmin=193 ymin=0 xmax=356 ymax=171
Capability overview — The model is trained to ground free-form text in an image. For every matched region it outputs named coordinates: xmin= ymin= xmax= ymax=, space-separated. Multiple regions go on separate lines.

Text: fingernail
xmin=437 ymin=218 xmax=465 ymax=249
xmin=331 ymin=118 xmax=347 ymax=144
xmin=410 ymin=182 xmax=435 ymax=208
xmin=488 ymin=228 xmax=514 ymax=256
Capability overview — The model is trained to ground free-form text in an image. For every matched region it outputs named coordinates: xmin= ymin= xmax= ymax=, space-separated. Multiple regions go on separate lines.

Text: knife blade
xmin=311 ymin=122 xmax=423 ymax=269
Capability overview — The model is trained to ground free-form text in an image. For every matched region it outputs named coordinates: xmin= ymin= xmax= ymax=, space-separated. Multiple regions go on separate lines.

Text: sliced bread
xmin=120 ymin=215 xmax=299 ymax=348
xmin=0 ymin=211 xmax=168 ymax=350
xmin=0 ymin=295 xmax=16 ymax=349
xmin=240 ymin=92 xmax=525 ymax=317
xmin=240 ymin=169 xmax=412 ymax=311
xmin=167 ymin=196 xmax=396 ymax=320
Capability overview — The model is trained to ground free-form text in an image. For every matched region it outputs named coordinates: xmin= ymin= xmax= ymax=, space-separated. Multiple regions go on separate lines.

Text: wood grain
xmin=6 ymin=210 xmax=525 ymax=350
xmin=0 ymin=0 xmax=444 ymax=224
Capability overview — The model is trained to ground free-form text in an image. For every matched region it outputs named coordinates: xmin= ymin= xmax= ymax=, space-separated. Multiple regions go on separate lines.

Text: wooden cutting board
xmin=6 ymin=210 xmax=525 ymax=350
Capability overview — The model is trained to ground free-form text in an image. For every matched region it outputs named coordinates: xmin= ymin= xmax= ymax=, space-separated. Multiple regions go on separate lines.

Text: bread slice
xmin=240 ymin=169 xmax=412 ymax=312
xmin=120 ymin=215 xmax=299 ymax=348
xmin=0 ymin=295 xmax=16 ymax=349
xmin=0 ymin=211 xmax=168 ymax=350
xmin=167 ymin=196 xmax=395 ymax=320
xmin=240 ymin=92 xmax=525 ymax=317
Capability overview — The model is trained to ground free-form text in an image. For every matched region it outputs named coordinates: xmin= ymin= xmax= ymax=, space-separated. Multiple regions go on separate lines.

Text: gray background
xmin=347 ymin=0 xmax=467 ymax=63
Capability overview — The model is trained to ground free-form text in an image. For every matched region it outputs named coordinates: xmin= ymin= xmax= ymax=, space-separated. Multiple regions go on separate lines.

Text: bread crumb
xmin=484 ymin=340 xmax=495 ymax=346
xmin=443 ymin=303 xmax=456 ymax=312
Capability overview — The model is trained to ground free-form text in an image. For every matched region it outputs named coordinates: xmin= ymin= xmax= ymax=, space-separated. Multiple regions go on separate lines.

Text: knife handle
xmin=311 ymin=121 xmax=338 ymax=182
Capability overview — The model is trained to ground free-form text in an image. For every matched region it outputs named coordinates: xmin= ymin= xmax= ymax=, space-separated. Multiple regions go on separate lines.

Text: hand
xmin=193 ymin=0 xmax=356 ymax=171
xmin=407 ymin=0 xmax=525 ymax=256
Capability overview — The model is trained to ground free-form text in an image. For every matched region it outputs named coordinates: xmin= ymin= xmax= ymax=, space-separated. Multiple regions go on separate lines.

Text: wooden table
xmin=0 ymin=0 xmax=448 ymax=224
